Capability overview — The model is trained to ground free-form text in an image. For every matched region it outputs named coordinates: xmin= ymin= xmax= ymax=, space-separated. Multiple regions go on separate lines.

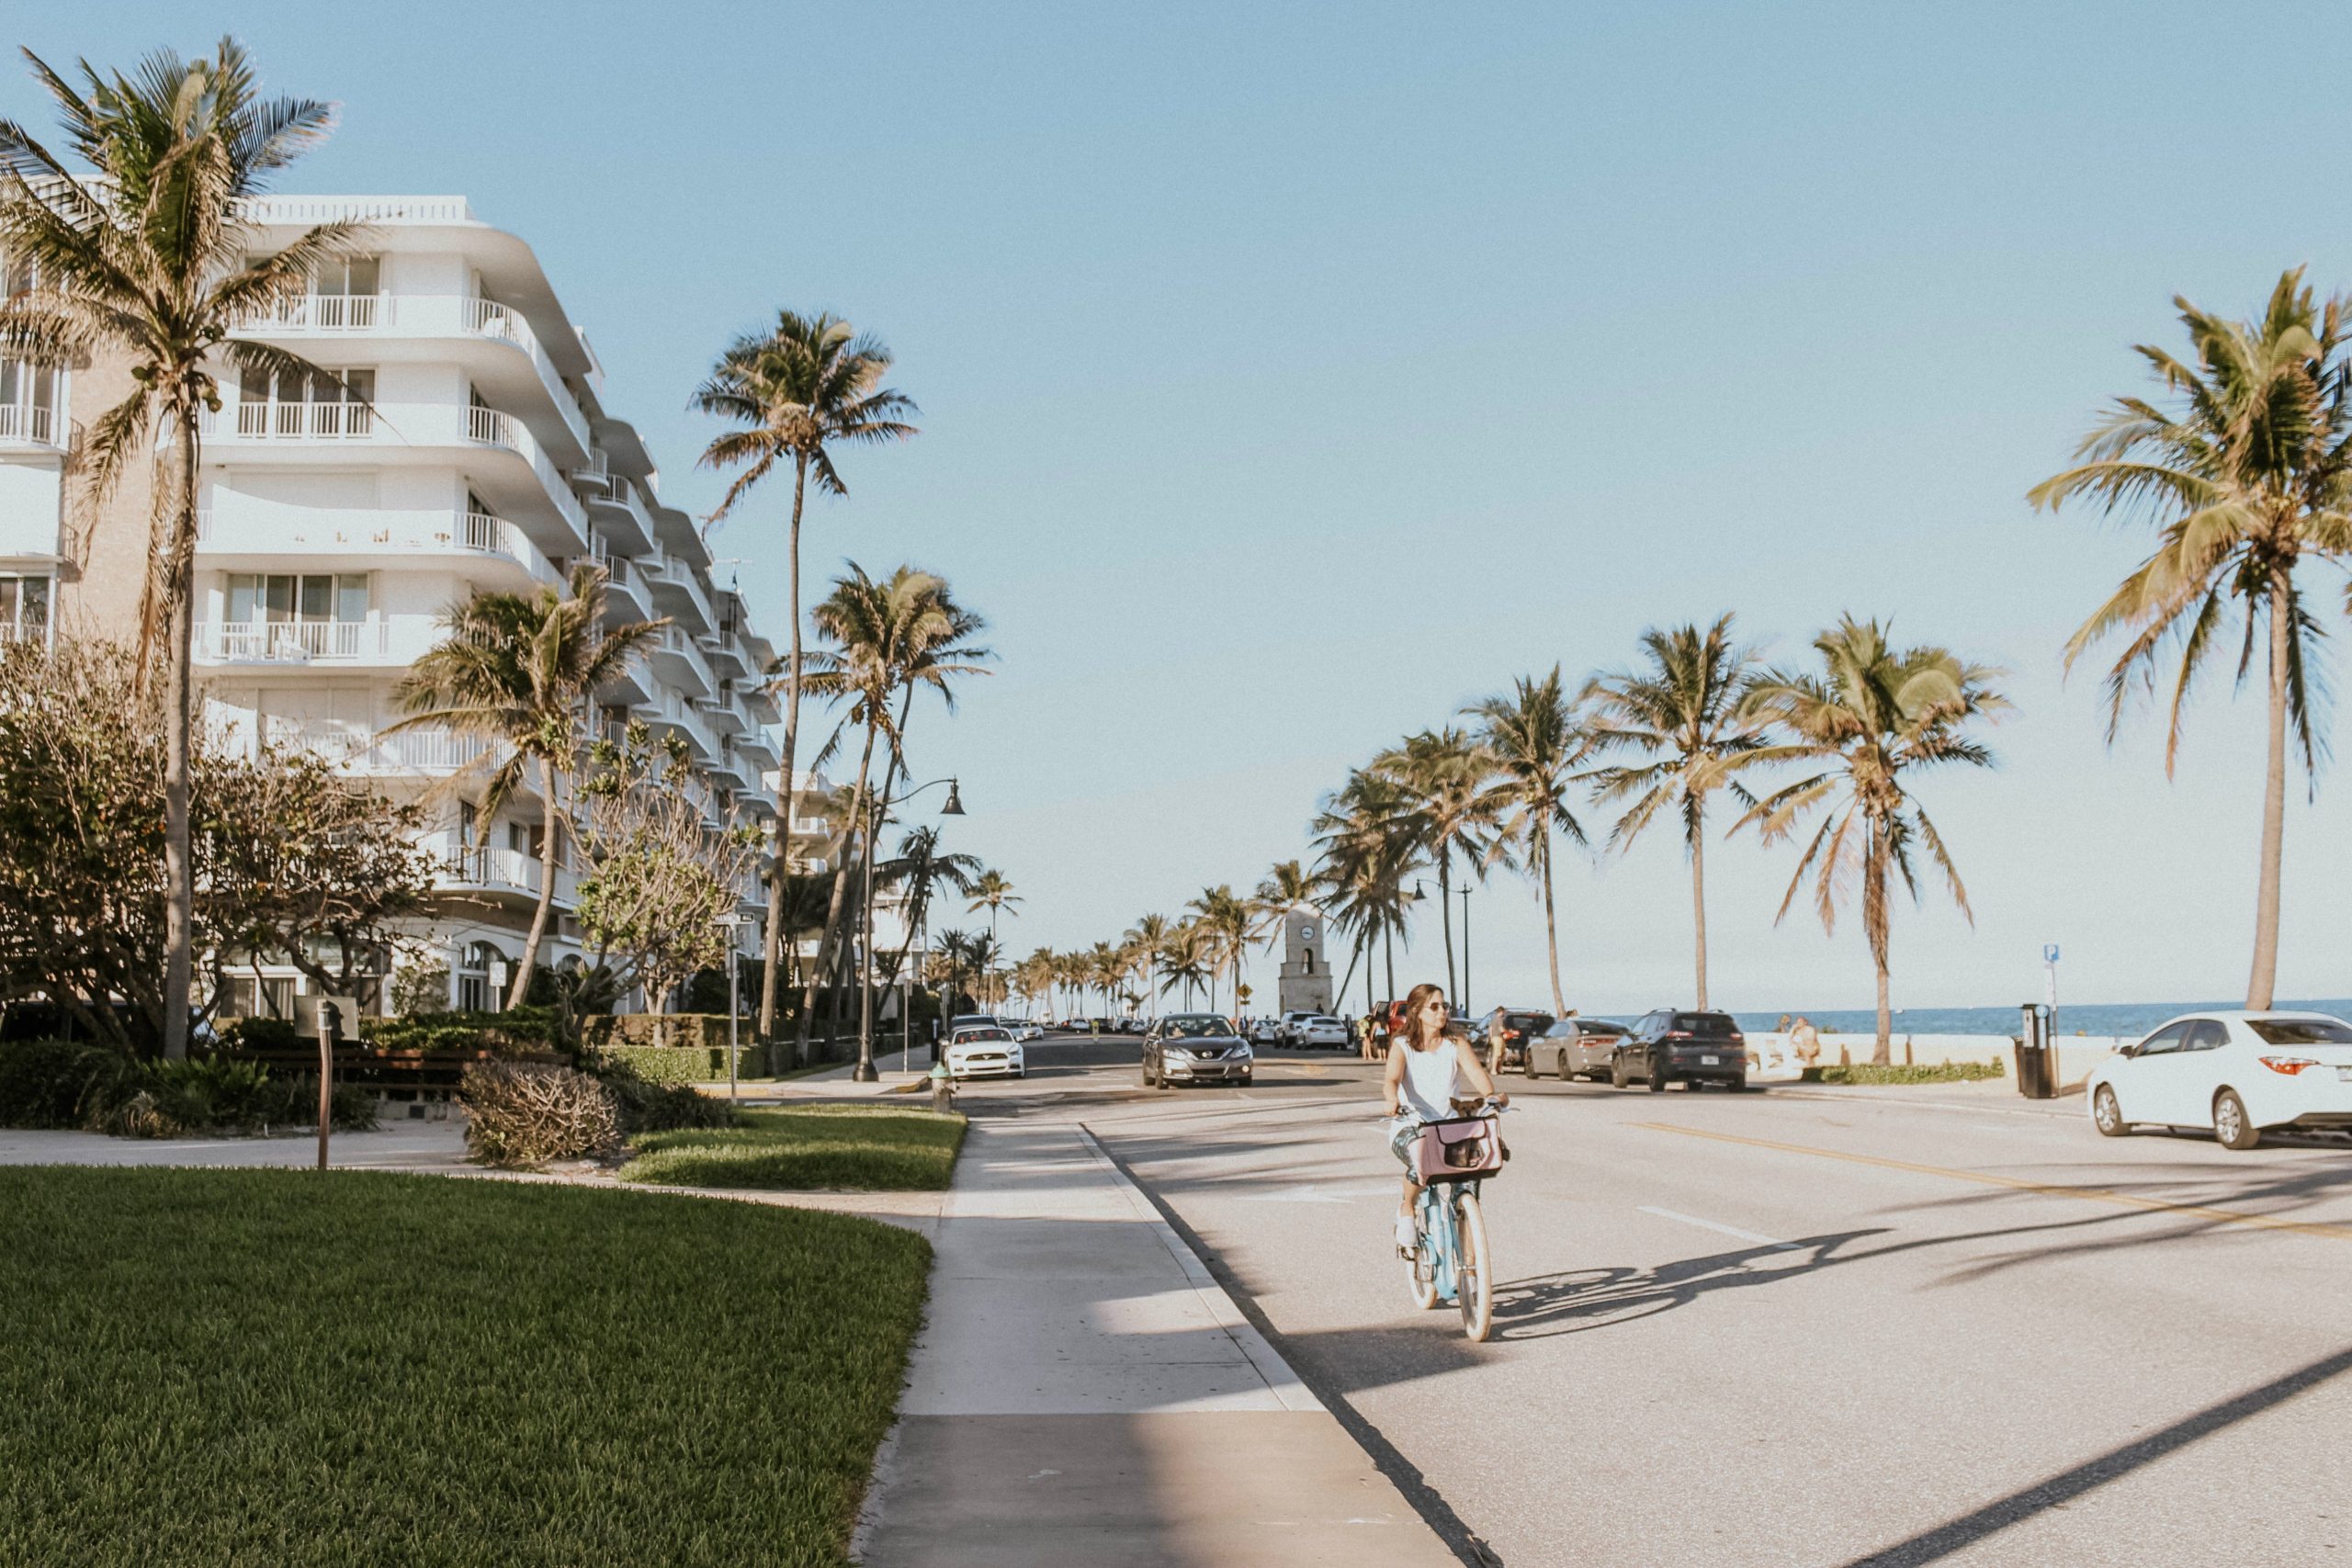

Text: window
xmin=456 ymin=942 xmax=506 ymax=1014
xmin=0 ymin=357 xmax=59 ymax=444
xmin=237 ymin=366 xmax=374 ymax=437
xmin=2181 ymin=1021 xmax=2232 ymax=1052
xmin=312 ymin=255 xmax=380 ymax=296
xmin=2247 ymin=1018 xmax=2352 ymax=1046
xmin=0 ymin=574 xmax=50 ymax=644
xmin=221 ymin=573 xmax=368 ymax=660
xmin=2134 ymin=1023 xmax=2188 ymax=1056
xmin=218 ymin=975 xmax=297 ymax=1021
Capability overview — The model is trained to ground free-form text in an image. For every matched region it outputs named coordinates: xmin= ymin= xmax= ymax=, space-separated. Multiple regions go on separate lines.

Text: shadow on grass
xmin=619 ymin=1104 xmax=967 ymax=1190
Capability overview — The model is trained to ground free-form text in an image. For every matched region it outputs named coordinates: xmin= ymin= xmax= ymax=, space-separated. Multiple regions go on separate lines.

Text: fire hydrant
xmin=929 ymin=1062 xmax=956 ymax=1114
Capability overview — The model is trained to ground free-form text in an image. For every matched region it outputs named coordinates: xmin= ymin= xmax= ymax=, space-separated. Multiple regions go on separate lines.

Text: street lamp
xmin=1458 ymin=885 xmax=1472 ymax=1016
xmin=854 ymin=777 xmax=966 ymax=1083
xmin=713 ymin=914 xmax=750 ymax=1101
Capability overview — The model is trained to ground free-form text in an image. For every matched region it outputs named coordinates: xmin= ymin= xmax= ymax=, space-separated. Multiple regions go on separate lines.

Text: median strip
xmin=1633 ymin=1122 xmax=2352 ymax=1242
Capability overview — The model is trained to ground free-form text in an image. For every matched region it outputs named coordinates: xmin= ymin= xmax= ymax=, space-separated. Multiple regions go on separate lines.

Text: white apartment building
xmin=6 ymin=195 xmax=786 ymax=1020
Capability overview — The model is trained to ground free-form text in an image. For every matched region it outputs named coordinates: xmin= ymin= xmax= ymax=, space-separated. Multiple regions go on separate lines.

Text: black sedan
xmin=1142 ymin=1013 xmax=1255 ymax=1089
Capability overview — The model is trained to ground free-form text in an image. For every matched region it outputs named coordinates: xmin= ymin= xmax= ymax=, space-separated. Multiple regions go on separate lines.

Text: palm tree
xmin=798 ymin=564 xmax=989 ymax=1078
xmin=693 ymin=310 xmax=918 ymax=1041
xmin=0 ymin=40 xmax=356 ymax=1057
xmin=1310 ymin=767 xmax=1424 ymax=1002
xmin=2029 ymin=269 xmax=2352 ymax=1010
xmin=1125 ymin=914 xmax=1175 ymax=1011
xmin=1461 ymin=668 xmax=1592 ymax=1015
xmin=967 ymin=870 xmax=1022 ymax=943
xmin=1185 ymin=886 xmax=1252 ymax=1020
xmin=1581 ymin=624 xmax=1774 ymax=1011
xmin=1158 ymin=923 xmax=1213 ymax=1010
xmin=1736 ymin=617 xmax=2009 ymax=1061
xmin=390 ymin=564 xmax=664 ymax=1008
xmin=877 ymin=825 xmax=980 ymax=1022
xmin=1369 ymin=728 xmax=1496 ymax=1000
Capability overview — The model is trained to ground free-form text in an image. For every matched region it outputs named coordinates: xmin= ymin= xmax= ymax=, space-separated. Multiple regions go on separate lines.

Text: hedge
xmin=1802 ymin=1060 xmax=2006 ymax=1085
xmin=598 ymin=1043 xmax=768 ymax=1087
xmin=583 ymin=1014 xmax=745 ymax=1053
xmin=359 ymin=1008 xmax=560 ymax=1055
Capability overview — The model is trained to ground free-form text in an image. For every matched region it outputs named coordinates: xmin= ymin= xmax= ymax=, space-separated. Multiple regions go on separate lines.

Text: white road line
xmin=1638 ymin=1205 xmax=1802 ymax=1252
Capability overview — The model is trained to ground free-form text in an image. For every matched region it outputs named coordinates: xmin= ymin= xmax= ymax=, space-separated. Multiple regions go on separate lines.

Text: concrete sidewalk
xmin=855 ymin=1119 xmax=1461 ymax=1568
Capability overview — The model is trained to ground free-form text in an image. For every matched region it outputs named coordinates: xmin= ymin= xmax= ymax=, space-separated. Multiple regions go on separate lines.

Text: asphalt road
xmin=953 ymin=1030 xmax=2352 ymax=1567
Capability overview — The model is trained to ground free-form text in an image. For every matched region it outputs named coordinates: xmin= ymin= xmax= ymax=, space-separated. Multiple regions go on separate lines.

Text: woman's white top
xmin=1398 ymin=1039 xmax=1462 ymax=1121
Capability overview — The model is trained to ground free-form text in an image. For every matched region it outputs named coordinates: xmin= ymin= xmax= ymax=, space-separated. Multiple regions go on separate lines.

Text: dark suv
xmin=1614 ymin=1010 xmax=1747 ymax=1091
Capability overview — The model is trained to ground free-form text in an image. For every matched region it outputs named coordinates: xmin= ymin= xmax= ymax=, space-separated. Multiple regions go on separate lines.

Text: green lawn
xmin=622 ymin=1104 xmax=967 ymax=1190
xmin=0 ymin=1168 xmax=930 ymax=1568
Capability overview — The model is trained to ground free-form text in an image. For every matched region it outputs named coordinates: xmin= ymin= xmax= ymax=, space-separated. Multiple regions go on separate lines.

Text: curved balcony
xmin=197 ymin=505 xmax=560 ymax=589
xmin=193 ymin=613 xmax=443 ymax=669
xmin=0 ymin=399 xmax=63 ymax=452
xmin=584 ymin=475 xmax=657 ymax=553
xmin=650 ymin=625 xmax=717 ymax=697
xmin=643 ymin=547 xmax=716 ymax=635
xmin=241 ymin=293 xmax=592 ymax=461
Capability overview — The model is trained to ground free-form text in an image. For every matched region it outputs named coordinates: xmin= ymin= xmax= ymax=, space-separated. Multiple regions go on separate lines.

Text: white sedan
xmin=1297 ymin=1015 xmax=1351 ymax=1048
xmin=944 ymin=1025 xmax=1026 ymax=1080
xmin=2086 ymin=1010 xmax=2352 ymax=1150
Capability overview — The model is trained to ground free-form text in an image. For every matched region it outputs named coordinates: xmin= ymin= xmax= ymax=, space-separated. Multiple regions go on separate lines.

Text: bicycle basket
xmin=1412 ymin=1115 xmax=1503 ymax=1183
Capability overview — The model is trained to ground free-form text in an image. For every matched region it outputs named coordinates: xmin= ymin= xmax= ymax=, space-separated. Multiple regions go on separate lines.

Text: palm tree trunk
xmin=797 ymin=836 xmax=856 ymax=1064
xmin=1866 ymin=827 xmax=1892 ymax=1065
xmin=1690 ymin=825 xmax=1709 ymax=1011
xmin=508 ymin=755 xmax=561 ymax=1010
xmin=2246 ymin=566 xmax=2290 ymax=1010
xmin=1384 ymin=925 xmax=1396 ymax=1001
xmin=842 ymin=724 xmax=881 ymax=1081
xmin=1872 ymin=953 xmax=1892 ymax=1066
xmin=759 ymin=454 xmax=812 ymax=1039
xmin=1538 ymin=823 xmax=1566 ymax=1016
xmin=160 ymin=415 xmax=200 ymax=1061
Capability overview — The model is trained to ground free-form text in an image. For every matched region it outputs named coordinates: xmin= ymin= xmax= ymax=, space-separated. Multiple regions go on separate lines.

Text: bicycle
xmin=1395 ymin=1097 xmax=1508 ymax=1342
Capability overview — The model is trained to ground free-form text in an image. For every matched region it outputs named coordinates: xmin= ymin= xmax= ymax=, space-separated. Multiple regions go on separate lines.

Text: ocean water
xmin=1728 ymin=998 xmax=2352 ymax=1040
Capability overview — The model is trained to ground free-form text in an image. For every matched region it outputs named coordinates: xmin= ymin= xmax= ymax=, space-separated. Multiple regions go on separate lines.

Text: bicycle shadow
xmin=1489 ymin=1229 xmax=1887 ymax=1339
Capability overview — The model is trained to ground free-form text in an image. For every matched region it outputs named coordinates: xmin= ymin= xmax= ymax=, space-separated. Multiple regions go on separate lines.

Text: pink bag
xmin=1413 ymin=1115 xmax=1504 ymax=1182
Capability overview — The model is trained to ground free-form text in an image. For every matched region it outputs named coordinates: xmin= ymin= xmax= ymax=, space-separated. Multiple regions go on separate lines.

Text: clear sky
xmin=18 ymin=3 xmax=2352 ymax=1014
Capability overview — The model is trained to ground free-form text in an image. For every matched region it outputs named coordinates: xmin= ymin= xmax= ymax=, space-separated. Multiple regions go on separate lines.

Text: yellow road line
xmin=1632 ymin=1122 xmax=2352 ymax=1242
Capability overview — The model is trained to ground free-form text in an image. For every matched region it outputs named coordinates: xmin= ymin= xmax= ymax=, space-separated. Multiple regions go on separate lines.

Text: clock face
xmin=1300 ymin=924 xmax=1316 ymax=942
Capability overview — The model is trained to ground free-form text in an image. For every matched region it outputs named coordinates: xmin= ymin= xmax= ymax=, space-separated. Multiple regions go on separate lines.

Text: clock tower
xmin=1275 ymin=908 xmax=1335 ymax=1015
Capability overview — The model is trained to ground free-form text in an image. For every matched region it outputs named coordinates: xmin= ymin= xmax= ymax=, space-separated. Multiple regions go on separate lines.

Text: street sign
xmin=2042 ymin=944 xmax=2060 ymax=964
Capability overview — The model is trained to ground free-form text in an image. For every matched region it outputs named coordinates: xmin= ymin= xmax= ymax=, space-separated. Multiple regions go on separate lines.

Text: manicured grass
xmin=1803 ymin=1060 xmax=2007 ymax=1085
xmin=621 ymin=1104 xmax=967 ymax=1190
xmin=0 ymin=1168 xmax=930 ymax=1568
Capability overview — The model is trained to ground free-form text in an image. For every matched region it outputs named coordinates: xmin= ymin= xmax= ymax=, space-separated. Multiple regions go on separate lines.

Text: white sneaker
xmin=1394 ymin=1210 xmax=1418 ymax=1254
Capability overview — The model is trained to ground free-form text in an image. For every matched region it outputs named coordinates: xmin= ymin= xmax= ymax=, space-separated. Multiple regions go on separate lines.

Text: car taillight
xmin=1664 ymin=1032 xmax=1690 ymax=1041
xmin=2259 ymin=1055 xmax=2318 ymax=1076
xmin=1728 ymin=1033 xmax=1745 ymax=1043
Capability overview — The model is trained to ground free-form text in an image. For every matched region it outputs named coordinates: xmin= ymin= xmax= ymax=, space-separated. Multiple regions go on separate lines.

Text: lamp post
xmin=854 ymin=777 xmax=964 ymax=1083
xmin=713 ymin=914 xmax=750 ymax=1102
xmin=1459 ymin=885 xmax=1472 ymax=1017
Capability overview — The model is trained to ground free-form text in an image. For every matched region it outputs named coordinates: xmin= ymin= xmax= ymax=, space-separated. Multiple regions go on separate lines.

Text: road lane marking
xmin=1638 ymin=1205 xmax=1802 ymax=1251
xmin=1634 ymin=1122 xmax=2352 ymax=1242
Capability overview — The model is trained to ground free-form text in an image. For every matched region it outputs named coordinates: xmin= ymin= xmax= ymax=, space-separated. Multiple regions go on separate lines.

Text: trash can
xmin=2015 ymin=1003 xmax=2055 ymax=1099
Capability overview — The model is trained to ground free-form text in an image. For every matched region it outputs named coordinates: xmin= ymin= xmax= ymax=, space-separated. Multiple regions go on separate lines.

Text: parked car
xmin=1142 ymin=1013 xmax=1254 ymax=1089
xmin=944 ymin=1024 xmax=1025 ymax=1080
xmin=1526 ymin=1016 xmax=1631 ymax=1079
xmin=1250 ymin=1017 xmax=1283 ymax=1045
xmin=1478 ymin=1008 xmax=1555 ymax=1071
xmin=1008 ymin=1019 xmax=1044 ymax=1043
xmin=1612 ymin=1010 xmax=1747 ymax=1090
xmin=1297 ymin=1014 xmax=1350 ymax=1048
xmin=1276 ymin=1010 xmax=1317 ymax=1045
xmin=2086 ymin=1010 xmax=2352 ymax=1150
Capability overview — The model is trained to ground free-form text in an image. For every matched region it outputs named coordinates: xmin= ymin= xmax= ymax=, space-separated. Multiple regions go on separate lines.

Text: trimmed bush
xmin=0 ymin=1038 xmax=132 ymax=1129
xmin=1803 ymin=1060 xmax=2006 ymax=1085
xmin=595 ymin=1042 xmax=765 ymax=1085
xmin=583 ymin=1013 xmax=741 ymax=1054
xmin=460 ymin=1062 xmax=620 ymax=1168
xmin=107 ymin=1057 xmax=377 ymax=1138
xmin=358 ymin=1007 xmax=560 ymax=1055
xmin=605 ymin=1077 xmax=743 ymax=1134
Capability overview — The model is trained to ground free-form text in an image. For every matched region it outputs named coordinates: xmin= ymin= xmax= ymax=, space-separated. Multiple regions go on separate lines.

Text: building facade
xmin=7 ymin=195 xmax=786 ymax=1021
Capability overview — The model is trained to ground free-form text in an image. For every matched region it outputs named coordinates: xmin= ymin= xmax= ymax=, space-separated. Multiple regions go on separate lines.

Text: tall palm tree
xmin=1736 ymin=617 xmax=2009 ymax=1061
xmin=1 ymin=40 xmax=355 ymax=1058
xmin=1125 ymin=914 xmax=1175 ymax=1010
xmin=967 ymin=869 xmax=1021 ymax=943
xmin=2029 ymin=269 xmax=2352 ymax=1010
xmin=877 ymin=825 xmax=980 ymax=1023
xmin=390 ymin=564 xmax=665 ymax=1008
xmin=798 ymin=563 xmax=989 ymax=1078
xmin=1185 ymin=886 xmax=1252 ymax=1020
xmin=1581 ymin=624 xmax=1774 ymax=1011
xmin=1462 ymin=668 xmax=1592 ymax=1015
xmin=693 ymin=310 xmax=918 ymax=1041
xmin=1369 ymin=728 xmax=1496 ymax=1000
xmin=1310 ymin=767 xmax=1424 ymax=1002
xmin=1158 ymin=923 xmax=1213 ymax=1010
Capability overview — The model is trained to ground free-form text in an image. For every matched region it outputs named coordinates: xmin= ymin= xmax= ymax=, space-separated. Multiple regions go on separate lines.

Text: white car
xmin=1278 ymin=1010 xmax=1317 ymax=1045
xmin=944 ymin=1024 xmax=1025 ymax=1080
xmin=1250 ymin=1017 xmax=1283 ymax=1045
xmin=2086 ymin=1010 xmax=2352 ymax=1150
xmin=1297 ymin=1014 xmax=1350 ymax=1049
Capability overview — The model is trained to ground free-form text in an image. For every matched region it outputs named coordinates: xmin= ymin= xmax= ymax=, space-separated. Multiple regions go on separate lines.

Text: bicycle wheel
xmin=1404 ymin=1200 xmax=1440 ymax=1311
xmin=1453 ymin=1188 xmax=1494 ymax=1342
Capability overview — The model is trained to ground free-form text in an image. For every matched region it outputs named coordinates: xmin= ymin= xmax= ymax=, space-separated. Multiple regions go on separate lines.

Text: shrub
xmin=606 ymin=1076 xmax=743 ymax=1134
xmin=104 ymin=1057 xmax=379 ymax=1137
xmin=219 ymin=1015 xmax=301 ymax=1052
xmin=459 ymin=1062 xmax=620 ymax=1168
xmin=0 ymin=1038 xmax=134 ymax=1129
xmin=1804 ymin=1060 xmax=2007 ymax=1085
xmin=358 ymin=1007 xmax=560 ymax=1055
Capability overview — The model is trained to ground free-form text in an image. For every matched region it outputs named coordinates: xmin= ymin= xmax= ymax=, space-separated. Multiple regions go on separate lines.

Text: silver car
xmin=1143 ymin=1014 xmax=1255 ymax=1089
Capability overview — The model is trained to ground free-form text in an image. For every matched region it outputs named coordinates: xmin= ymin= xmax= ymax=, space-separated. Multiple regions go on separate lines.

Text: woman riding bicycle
xmin=1382 ymin=982 xmax=1506 ymax=1254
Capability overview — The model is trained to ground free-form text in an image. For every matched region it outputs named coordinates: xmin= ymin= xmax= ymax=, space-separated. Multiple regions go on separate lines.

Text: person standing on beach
xmin=1791 ymin=1016 xmax=1822 ymax=1068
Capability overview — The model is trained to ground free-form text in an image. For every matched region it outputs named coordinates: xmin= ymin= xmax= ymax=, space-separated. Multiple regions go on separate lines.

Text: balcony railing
xmin=199 ymin=620 xmax=380 ymax=662
xmin=0 ymin=618 xmax=51 ymax=646
xmin=0 ymin=401 xmax=60 ymax=447
xmin=195 ymin=506 xmax=555 ymax=584
xmin=443 ymin=844 xmax=540 ymax=895
xmin=234 ymin=397 xmax=373 ymax=439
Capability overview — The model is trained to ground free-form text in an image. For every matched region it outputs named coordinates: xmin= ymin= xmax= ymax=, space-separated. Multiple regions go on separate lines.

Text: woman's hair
xmin=1397 ymin=981 xmax=1450 ymax=1052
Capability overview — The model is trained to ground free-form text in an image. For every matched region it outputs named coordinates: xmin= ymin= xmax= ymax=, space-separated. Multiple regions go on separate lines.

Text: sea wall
xmin=1745 ymin=1032 xmax=2127 ymax=1092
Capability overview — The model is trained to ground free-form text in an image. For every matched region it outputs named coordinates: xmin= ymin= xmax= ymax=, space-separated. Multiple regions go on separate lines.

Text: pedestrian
xmin=1484 ymin=1010 xmax=1510 ymax=1078
xmin=1791 ymin=1015 xmax=1822 ymax=1068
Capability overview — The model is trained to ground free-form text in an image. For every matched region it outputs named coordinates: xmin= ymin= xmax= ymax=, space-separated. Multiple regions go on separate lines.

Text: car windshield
xmin=1503 ymin=1012 xmax=1553 ymax=1031
xmin=1166 ymin=1017 xmax=1237 ymax=1038
xmin=2247 ymin=1017 xmax=2352 ymax=1046
xmin=1307 ymin=1016 xmax=1339 ymax=1025
xmin=1671 ymin=1013 xmax=1739 ymax=1037
xmin=955 ymin=1028 xmax=1010 ymax=1043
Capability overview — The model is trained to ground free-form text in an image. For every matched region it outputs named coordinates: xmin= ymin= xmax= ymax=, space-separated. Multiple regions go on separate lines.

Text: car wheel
xmin=1727 ymin=1077 xmax=1748 ymax=1093
xmin=2091 ymin=1084 xmax=2129 ymax=1137
xmin=1611 ymin=1055 xmax=1631 ymax=1089
xmin=1142 ymin=1060 xmax=1156 ymax=1088
xmin=2213 ymin=1089 xmax=2260 ymax=1151
xmin=1646 ymin=1057 xmax=1667 ymax=1092
xmin=1239 ymin=1075 xmax=1253 ymax=1088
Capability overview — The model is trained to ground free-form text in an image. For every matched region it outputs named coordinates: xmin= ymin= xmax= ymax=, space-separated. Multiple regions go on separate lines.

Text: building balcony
xmin=204 ymin=398 xmax=589 ymax=556
xmin=193 ymin=613 xmax=441 ymax=668
xmin=695 ymin=691 xmax=746 ymax=735
xmin=740 ymin=684 xmax=783 ymax=725
xmin=641 ymin=689 xmax=718 ymax=761
xmin=241 ymin=293 xmax=592 ymax=461
xmin=197 ymin=505 xmax=560 ymax=590
xmin=650 ymin=625 xmax=718 ymax=698
xmin=583 ymin=474 xmax=657 ymax=554
xmin=0 ymin=398 xmax=63 ymax=452
xmin=435 ymin=842 xmax=575 ymax=909
xmin=590 ymin=544 xmax=655 ymax=622
xmin=642 ymin=547 xmax=716 ymax=635
xmin=243 ymin=719 xmax=507 ymax=776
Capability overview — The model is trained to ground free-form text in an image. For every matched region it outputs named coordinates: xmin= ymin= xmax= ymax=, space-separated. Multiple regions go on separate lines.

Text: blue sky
xmin=19 ymin=3 xmax=2352 ymax=1013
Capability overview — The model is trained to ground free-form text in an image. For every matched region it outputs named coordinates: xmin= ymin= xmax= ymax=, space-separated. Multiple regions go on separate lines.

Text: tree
xmin=1310 ymin=767 xmax=1423 ymax=1003
xmin=1736 ymin=617 xmax=2009 ymax=1061
xmin=2029 ymin=269 xmax=2352 ymax=1010
xmin=1249 ymin=860 xmax=1315 ymax=961
xmin=877 ymin=825 xmax=981 ymax=1013
xmin=1581 ymin=624 xmax=1773 ymax=1010
xmin=570 ymin=723 xmax=759 ymax=1014
xmin=967 ymin=870 xmax=1021 ymax=942
xmin=1185 ymin=886 xmax=1252 ymax=1020
xmin=693 ymin=310 xmax=919 ymax=1042
xmin=1462 ymin=668 xmax=1592 ymax=1015
xmin=1124 ymin=913 xmax=1175 ymax=1010
xmin=1 ymin=40 xmax=357 ymax=1058
xmin=798 ymin=564 xmax=989 ymax=1078
xmin=388 ymin=563 xmax=665 ymax=1007
xmin=1368 ymin=728 xmax=1497 ymax=1002
xmin=1157 ymin=923 xmax=1213 ymax=1010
